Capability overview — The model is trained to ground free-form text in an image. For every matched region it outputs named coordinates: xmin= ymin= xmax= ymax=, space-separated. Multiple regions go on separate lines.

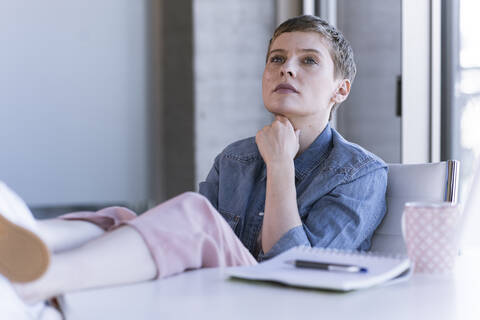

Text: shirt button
xmin=258 ymin=211 xmax=264 ymax=216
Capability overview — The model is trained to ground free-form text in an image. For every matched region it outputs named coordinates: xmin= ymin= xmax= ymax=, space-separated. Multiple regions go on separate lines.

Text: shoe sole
xmin=0 ymin=214 xmax=50 ymax=282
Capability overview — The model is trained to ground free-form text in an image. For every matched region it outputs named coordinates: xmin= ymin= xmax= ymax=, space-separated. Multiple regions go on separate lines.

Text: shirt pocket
xmin=218 ymin=208 xmax=241 ymax=233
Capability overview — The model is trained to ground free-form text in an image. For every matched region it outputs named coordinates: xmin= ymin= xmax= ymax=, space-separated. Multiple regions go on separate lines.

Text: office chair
xmin=370 ymin=160 xmax=460 ymax=254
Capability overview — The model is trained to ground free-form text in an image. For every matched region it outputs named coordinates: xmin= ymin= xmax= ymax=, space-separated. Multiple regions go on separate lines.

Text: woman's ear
xmin=332 ymin=79 xmax=351 ymax=104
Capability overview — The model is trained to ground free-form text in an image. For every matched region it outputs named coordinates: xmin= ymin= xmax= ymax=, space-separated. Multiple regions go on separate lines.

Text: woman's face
xmin=262 ymin=31 xmax=344 ymax=121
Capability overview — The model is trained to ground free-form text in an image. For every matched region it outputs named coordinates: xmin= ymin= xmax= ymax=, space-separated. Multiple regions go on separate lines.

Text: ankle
xmin=36 ymin=219 xmax=104 ymax=253
xmin=12 ymin=255 xmax=64 ymax=304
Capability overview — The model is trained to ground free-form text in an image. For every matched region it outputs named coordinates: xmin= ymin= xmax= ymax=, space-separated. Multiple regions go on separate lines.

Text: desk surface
xmin=61 ymin=252 xmax=480 ymax=320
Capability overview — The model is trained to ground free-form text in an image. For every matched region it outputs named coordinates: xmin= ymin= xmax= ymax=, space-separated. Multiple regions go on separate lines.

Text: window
xmin=444 ymin=0 xmax=480 ymax=247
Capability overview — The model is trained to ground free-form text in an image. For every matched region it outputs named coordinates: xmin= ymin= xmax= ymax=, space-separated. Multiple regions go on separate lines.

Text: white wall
xmin=194 ymin=0 xmax=275 ymax=185
xmin=336 ymin=0 xmax=402 ymax=163
xmin=0 ymin=0 xmax=150 ymax=206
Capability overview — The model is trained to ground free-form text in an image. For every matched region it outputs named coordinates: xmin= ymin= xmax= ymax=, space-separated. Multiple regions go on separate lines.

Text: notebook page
xmin=227 ymin=246 xmax=411 ymax=291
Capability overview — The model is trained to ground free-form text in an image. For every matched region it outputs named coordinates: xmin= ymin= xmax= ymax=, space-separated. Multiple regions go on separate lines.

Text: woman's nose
xmin=280 ymin=61 xmax=296 ymax=78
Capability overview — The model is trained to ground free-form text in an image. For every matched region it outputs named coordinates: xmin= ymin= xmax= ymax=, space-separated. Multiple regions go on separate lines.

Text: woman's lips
xmin=274 ymin=83 xmax=299 ymax=94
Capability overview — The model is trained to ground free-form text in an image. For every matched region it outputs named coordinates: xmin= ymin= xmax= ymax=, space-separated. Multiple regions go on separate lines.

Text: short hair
xmin=267 ymin=15 xmax=357 ymax=119
xmin=267 ymin=15 xmax=356 ymax=83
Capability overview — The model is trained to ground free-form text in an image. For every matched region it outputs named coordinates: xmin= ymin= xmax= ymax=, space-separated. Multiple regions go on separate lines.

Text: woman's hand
xmin=257 ymin=115 xmax=303 ymax=253
xmin=255 ymin=115 xmax=300 ymax=166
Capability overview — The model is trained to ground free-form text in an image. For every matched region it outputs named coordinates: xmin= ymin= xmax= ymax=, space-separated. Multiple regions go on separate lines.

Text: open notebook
xmin=226 ymin=246 xmax=412 ymax=291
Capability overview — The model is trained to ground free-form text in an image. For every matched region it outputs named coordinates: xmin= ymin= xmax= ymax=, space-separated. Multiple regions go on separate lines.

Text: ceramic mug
xmin=401 ymin=202 xmax=462 ymax=274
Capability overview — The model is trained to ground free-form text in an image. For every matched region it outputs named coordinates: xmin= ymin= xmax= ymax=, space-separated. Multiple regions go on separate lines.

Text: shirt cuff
xmin=257 ymin=225 xmax=310 ymax=261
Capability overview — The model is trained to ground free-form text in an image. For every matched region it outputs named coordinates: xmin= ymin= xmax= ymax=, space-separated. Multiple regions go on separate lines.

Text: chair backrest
xmin=370 ymin=160 xmax=460 ymax=254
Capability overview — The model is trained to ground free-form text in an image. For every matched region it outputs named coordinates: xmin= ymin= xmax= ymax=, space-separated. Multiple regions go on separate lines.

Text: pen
xmin=286 ymin=259 xmax=368 ymax=273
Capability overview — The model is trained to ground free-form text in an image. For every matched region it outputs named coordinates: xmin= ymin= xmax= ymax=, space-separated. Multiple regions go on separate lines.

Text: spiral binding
xmin=295 ymin=246 xmax=407 ymax=260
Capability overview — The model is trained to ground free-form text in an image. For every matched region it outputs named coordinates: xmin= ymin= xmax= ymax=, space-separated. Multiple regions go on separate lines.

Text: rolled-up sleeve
xmin=198 ymin=155 xmax=220 ymax=209
xmin=258 ymin=164 xmax=387 ymax=261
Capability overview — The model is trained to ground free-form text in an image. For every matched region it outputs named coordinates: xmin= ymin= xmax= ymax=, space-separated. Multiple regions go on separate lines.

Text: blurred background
xmin=0 ymin=0 xmax=478 ymax=246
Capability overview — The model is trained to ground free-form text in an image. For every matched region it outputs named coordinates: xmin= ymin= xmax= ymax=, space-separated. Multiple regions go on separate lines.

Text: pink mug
xmin=401 ymin=202 xmax=461 ymax=274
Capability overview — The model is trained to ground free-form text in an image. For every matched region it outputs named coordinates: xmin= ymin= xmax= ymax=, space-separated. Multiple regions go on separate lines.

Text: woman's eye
xmin=269 ymin=55 xmax=285 ymax=63
xmin=303 ymin=56 xmax=318 ymax=65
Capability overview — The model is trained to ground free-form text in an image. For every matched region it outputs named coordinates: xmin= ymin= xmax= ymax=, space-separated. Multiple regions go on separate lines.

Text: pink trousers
xmin=59 ymin=192 xmax=257 ymax=279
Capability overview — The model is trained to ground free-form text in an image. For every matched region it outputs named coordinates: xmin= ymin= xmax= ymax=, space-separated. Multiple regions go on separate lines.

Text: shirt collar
xmin=293 ymin=123 xmax=333 ymax=181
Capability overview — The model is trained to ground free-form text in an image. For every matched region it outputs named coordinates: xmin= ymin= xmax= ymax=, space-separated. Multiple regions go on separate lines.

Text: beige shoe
xmin=0 ymin=214 xmax=50 ymax=282
xmin=0 ymin=181 xmax=50 ymax=283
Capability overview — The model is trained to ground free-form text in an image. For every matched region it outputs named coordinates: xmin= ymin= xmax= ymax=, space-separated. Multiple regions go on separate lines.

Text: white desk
xmin=60 ymin=252 xmax=480 ymax=320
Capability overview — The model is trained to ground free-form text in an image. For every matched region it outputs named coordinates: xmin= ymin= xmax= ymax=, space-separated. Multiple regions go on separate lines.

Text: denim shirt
xmin=199 ymin=124 xmax=387 ymax=261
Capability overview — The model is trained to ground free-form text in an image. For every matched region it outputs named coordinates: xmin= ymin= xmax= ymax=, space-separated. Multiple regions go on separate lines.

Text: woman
xmin=0 ymin=15 xmax=387 ymax=318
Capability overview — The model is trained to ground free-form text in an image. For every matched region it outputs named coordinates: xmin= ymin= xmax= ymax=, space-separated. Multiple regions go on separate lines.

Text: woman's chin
xmin=264 ymin=105 xmax=303 ymax=118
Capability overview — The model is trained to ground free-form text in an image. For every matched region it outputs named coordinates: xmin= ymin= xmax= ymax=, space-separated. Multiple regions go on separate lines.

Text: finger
xmin=295 ymin=129 xmax=301 ymax=141
xmin=271 ymin=119 xmax=281 ymax=128
xmin=275 ymin=115 xmax=288 ymax=123
xmin=278 ymin=118 xmax=294 ymax=133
